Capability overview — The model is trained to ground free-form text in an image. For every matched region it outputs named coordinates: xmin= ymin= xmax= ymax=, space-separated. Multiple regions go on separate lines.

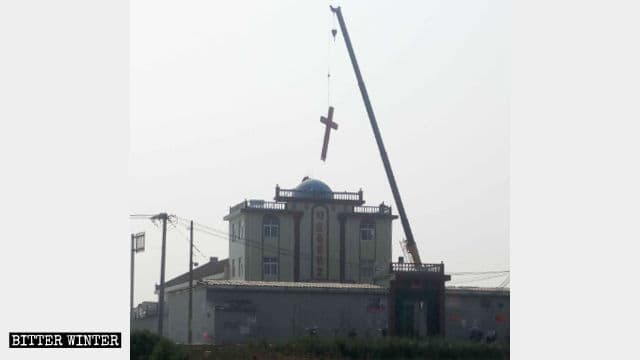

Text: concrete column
xmin=293 ymin=212 xmax=302 ymax=282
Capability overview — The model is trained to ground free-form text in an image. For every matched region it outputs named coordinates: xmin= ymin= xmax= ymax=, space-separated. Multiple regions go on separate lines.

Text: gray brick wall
xmin=167 ymin=286 xmax=388 ymax=345
xmin=445 ymin=289 xmax=510 ymax=342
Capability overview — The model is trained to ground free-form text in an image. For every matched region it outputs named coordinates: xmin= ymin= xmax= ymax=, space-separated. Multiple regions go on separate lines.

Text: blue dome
xmin=293 ymin=177 xmax=333 ymax=200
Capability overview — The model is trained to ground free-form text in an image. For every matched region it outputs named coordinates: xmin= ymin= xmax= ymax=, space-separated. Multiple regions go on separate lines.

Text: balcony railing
xmin=230 ymin=200 xmax=287 ymax=213
xmin=332 ymin=191 xmax=363 ymax=202
xmin=353 ymin=205 xmax=392 ymax=215
xmin=276 ymin=189 xmax=297 ymax=198
xmin=276 ymin=186 xmax=363 ymax=203
xmin=247 ymin=200 xmax=287 ymax=210
xmin=390 ymin=262 xmax=443 ymax=274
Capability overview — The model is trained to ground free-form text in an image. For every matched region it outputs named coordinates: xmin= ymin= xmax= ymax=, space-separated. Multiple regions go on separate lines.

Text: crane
xmin=330 ymin=6 xmax=423 ymax=265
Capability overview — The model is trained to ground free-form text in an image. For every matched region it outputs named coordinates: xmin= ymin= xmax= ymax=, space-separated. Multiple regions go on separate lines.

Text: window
xmin=231 ymin=223 xmax=236 ymax=242
xmin=360 ymin=220 xmax=376 ymax=241
xmin=263 ymin=216 xmax=279 ymax=237
xmin=238 ymin=257 xmax=243 ymax=278
xmin=263 ymin=257 xmax=278 ymax=276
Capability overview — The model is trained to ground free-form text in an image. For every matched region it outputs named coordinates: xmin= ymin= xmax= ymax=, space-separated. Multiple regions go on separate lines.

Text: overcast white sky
xmin=130 ymin=0 xmax=509 ymax=303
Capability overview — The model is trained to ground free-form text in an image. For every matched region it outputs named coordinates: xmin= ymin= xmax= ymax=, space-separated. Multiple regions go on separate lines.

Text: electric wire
xmin=167 ymin=218 xmax=209 ymax=261
xmin=172 ymin=215 xmax=382 ymax=270
xmin=449 ymin=270 xmax=510 ymax=276
xmin=498 ymin=274 xmax=510 ymax=288
xmin=448 ymin=273 xmax=509 ymax=286
xmin=172 ymin=215 xmax=510 ymax=276
xmin=137 ymin=214 xmax=510 ymax=280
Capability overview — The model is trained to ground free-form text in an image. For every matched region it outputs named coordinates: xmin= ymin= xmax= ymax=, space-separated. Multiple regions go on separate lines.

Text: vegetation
xmin=131 ymin=330 xmax=187 ymax=360
xmin=181 ymin=337 xmax=508 ymax=360
xmin=131 ymin=331 xmax=508 ymax=359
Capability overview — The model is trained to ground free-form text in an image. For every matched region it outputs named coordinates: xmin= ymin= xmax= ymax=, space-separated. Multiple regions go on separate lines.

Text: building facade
xmin=445 ymin=287 xmax=510 ymax=342
xmin=166 ymin=280 xmax=389 ymax=345
xmin=161 ymin=280 xmax=509 ymax=345
xmin=223 ymin=177 xmax=397 ymax=284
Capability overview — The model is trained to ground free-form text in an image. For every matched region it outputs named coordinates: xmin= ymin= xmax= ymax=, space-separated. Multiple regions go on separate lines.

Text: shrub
xmin=131 ymin=330 xmax=186 ymax=360
xmin=150 ymin=338 xmax=186 ymax=360
xmin=268 ymin=337 xmax=507 ymax=359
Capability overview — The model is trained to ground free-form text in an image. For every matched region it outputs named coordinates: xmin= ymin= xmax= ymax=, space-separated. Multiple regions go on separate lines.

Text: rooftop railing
xmin=229 ymin=200 xmax=287 ymax=213
xmin=332 ymin=191 xmax=363 ymax=202
xmin=390 ymin=262 xmax=443 ymax=274
xmin=275 ymin=186 xmax=363 ymax=203
xmin=275 ymin=189 xmax=296 ymax=198
xmin=247 ymin=200 xmax=287 ymax=211
xmin=353 ymin=205 xmax=392 ymax=215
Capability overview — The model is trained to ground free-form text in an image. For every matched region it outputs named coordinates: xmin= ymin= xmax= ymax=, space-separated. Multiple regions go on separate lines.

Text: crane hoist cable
xmin=327 ymin=10 xmax=338 ymax=108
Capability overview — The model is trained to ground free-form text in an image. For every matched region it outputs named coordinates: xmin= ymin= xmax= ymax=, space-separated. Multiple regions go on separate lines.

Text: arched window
xmin=263 ymin=215 xmax=279 ymax=238
xmin=360 ymin=220 xmax=376 ymax=241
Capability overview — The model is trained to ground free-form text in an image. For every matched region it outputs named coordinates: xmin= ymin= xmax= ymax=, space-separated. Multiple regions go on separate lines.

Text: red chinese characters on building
xmin=314 ymin=209 xmax=327 ymax=279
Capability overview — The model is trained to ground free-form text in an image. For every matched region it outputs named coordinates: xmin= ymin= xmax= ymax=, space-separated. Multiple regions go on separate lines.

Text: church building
xmin=223 ymin=177 xmax=397 ymax=285
xmin=142 ymin=178 xmax=507 ymax=344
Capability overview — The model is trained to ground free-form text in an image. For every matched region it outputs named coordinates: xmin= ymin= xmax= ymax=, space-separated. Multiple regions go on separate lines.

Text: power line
xmin=173 ymin=216 xmax=370 ymax=269
xmin=188 ymin=223 xmax=297 ymax=258
xmin=448 ymin=273 xmax=508 ymax=286
xmin=168 ymin=221 xmax=200 ymax=256
xmin=129 ymin=213 xmax=210 ymax=262
xmin=168 ymin=215 xmax=511 ymax=277
xmin=129 ymin=214 xmax=157 ymax=219
xmin=498 ymin=274 xmax=510 ymax=288
xmin=449 ymin=270 xmax=510 ymax=276
xmin=173 ymin=216 xmax=497 ymax=274
xmin=174 ymin=215 xmax=511 ymax=274
xmin=167 ymin=218 xmax=208 ymax=261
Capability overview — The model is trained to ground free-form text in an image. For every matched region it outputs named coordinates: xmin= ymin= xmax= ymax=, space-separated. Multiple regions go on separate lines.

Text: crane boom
xmin=330 ymin=6 xmax=422 ymax=265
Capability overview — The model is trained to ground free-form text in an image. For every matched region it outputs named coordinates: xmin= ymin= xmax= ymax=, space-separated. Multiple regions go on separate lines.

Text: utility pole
xmin=130 ymin=232 xmax=145 ymax=329
xmin=154 ymin=213 xmax=168 ymax=336
xmin=188 ymin=220 xmax=194 ymax=344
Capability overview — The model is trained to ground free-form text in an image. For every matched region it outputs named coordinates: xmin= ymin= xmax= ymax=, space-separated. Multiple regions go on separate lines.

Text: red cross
xmin=320 ymin=106 xmax=338 ymax=161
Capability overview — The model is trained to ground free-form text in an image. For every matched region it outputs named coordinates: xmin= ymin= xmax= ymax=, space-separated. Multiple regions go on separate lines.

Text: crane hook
xmin=331 ymin=28 xmax=337 ymax=41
